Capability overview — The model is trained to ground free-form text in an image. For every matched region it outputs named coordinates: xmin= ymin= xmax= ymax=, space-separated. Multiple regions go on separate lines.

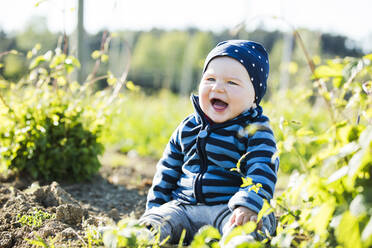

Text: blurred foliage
xmin=0 ymin=41 xmax=125 ymax=181
xmin=263 ymin=87 xmax=332 ymax=173
xmin=0 ymin=18 xmax=365 ymax=95
xmin=101 ymin=90 xmax=192 ymax=158
xmin=270 ymin=53 xmax=372 ymax=247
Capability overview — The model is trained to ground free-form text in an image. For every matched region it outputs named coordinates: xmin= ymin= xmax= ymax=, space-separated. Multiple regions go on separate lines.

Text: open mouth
xmin=210 ymin=98 xmax=228 ymax=111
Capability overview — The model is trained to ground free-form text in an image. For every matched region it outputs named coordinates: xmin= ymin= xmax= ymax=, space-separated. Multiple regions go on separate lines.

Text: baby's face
xmin=198 ymin=56 xmax=256 ymax=123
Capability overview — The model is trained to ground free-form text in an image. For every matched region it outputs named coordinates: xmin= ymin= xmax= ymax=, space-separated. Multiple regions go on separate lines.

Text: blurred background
xmin=1 ymin=2 xmax=372 ymax=246
xmin=1 ymin=0 xmax=371 ymax=94
xmin=1 ymin=0 xmax=371 ymax=173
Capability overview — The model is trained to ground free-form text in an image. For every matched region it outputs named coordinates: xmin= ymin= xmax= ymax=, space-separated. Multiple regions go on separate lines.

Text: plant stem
xmin=106 ymin=39 xmax=132 ymax=106
xmin=0 ymin=51 xmax=14 ymax=58
xmin=292 ymin=30 xmax=315 ymax=75
xmin=85 ymin=31 xmax=109 ymax=83
xmin=0 ymin=92 xmax=13 ymax=113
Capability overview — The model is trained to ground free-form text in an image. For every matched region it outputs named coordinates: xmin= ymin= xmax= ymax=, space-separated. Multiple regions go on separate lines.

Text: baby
xmin=140 ymin=40 xmax=279 ymax=244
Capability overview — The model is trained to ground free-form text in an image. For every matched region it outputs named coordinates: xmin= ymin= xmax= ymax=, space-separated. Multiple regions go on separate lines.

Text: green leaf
xmin=242 ymin=221 xmax=257 ymax=234
xmin=103 ymin=229 xmax=118 ymax=248
xmin=350 ymin=195 xmax=367 ymax=217
xmin=178 ymin=229 xmax=187 ymax=248
xmin=101 ymin=54 xmax=109 ymax=63
xmin=362 ymin=216 xmax=372 ymax=242
xmin=363 ymin=53 xmax=372 ymax=61
xmin=296 ymin=128 xmax=314 ymax=137
xmin=26 ymin=237 xmax=48 ymax=247
xmin=126 ymin=81 xmax=140 ymax=91
xmin=335 ymin=211 xmax=362 ymax=248
xmin=43 ymin=51 xmax=53 ymax=61
xmin=66 ymin=56 xmax=81 ymax=68
xmin=222 ymin=222 xmax=256 ymax=245
xmin=332 ymin=77 xmax=343 ymax=88
xmin=191 ymin=225 xmax=221 ymax=248
xmin=26 ymin=51 xmax=33 ymax=59
xmin=327 ymin=166 xmax=348 ymax=183
xmin=91 ymin=50 xmax=101 ymax=59
xmin=29 ymin=55 xmax=46 ymax=69
xmin=250 ymin=183 xmax=262 ymax=194
xmin=0 ymin=79 xmax=7 ymax=88
xmin=107 ymin=71 xmax=117 ymax=86
xmin=9 ymin=50 xmax=19 ymax=55
xmin=314 ymin=64 xmax=343 ymax=78
xmin=49 ymin=54 xmax=66 ymax=68
xmin=34 ymin=0 xmax=47 ymax=7
xmin=346 ymin=146 xmax=371 ymax=189
xmin=257 ymin=199 xmax=273 ymax=223
xmin=240 ymin=177 xmax=253 ymax=187
xmin=305 ymin=201 xmax=335 ymax=238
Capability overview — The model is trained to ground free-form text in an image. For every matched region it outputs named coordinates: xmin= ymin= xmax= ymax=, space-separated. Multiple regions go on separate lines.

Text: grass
xmin=102 ymin=90 xmax=192 ymax=158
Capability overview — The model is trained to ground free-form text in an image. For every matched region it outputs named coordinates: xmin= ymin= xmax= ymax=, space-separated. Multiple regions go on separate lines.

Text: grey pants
xmin=139 ymin=200 xmax=276 ymax=244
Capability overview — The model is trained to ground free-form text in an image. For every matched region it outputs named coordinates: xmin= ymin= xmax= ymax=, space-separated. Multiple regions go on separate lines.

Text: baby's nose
xmin=212 ymin=80 xmax=225 ymax=92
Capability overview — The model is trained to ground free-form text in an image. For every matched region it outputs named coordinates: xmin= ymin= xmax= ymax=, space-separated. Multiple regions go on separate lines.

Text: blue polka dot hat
xmin=202 ymin=40 xmax=269 ymax=105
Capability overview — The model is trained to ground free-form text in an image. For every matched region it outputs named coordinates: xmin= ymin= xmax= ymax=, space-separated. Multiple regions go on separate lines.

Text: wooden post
xmin=77 ymin=0 xmax=85 ymax=83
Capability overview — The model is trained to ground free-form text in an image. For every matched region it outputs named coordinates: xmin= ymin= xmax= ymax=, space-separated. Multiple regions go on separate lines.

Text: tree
xmin=180 ymin=32 xmax=214 ymax=95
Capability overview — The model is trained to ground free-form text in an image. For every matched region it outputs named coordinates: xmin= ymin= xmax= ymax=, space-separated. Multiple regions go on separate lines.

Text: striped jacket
xmin=146 ymin=95 xmax=279 ymax=214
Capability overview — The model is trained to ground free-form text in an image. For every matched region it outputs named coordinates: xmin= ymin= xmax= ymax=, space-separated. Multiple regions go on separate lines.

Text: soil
xmin=0 ymin=153 xmax=157 ymax=248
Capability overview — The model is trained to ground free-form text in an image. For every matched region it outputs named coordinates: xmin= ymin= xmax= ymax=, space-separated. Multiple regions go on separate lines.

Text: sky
xmin=1 ymin=0 xmax=372 ymax=50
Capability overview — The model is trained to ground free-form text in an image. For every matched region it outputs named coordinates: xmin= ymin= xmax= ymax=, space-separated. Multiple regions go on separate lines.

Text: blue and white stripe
xmin=146 ymin=95 xmax=279 ymax=214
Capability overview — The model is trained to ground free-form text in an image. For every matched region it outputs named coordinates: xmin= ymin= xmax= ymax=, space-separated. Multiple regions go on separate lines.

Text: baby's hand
xmin=229 ymin=206 xmax=262 ymax=230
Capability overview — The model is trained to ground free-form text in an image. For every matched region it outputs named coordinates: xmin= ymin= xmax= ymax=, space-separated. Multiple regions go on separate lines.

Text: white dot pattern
xmin=251 ymin=77 xmax=254 ymax=81
xmin=240 ymin=59 xmax=244 ymax=63
xmin=234 ymin=49 xmax=238 ymax=52
xmin=252 ymin=63 xmax=255 ymax=67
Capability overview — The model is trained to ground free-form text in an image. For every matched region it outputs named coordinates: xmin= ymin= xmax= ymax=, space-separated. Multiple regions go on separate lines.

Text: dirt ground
xmin=0 ymin=153 xmax=157 ymax=248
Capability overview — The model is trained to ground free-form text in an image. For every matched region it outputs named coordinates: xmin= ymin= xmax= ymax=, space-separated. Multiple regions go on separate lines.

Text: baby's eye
xmin=227 ymin=81 xmax=238 ymax=85
xmin=206 ymin=77 xmax=215 ymax=82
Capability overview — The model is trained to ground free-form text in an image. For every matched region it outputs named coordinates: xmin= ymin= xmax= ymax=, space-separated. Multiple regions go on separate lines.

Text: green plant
xmin=17 ymin=208 xmax=55 ymax=228
xmin=0 ymin=34 xmax=127 ymax=181
xmin=26 ymin=235 xmax=58 ymax=248
xmin=269 ymin=54 xmax=372 ymax=247
xmin=190 ymin=226 xmax=221 ymax=248
xmin=85 ymin=225 xmax=104 ymax=248
xmin=101 ymin=218 xmax=156 ymax=248
xmin=0 ymin=50 xmax=102 ymax=181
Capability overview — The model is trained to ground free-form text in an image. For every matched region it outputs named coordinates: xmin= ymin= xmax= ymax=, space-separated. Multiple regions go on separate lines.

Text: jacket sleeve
xmin=228 ymin=121 xmax=279 ymax=214
xmin=145 ymin=125 xmax=184 ymax=211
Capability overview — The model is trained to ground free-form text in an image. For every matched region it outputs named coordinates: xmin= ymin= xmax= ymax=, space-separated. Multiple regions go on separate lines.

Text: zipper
xmin=194 ymin=127 xmax=209 ymax=203
xmin=193 ymin=115 xmax=250 ymax=203
xmin=191 ymin=95 xmax=258 ymax=203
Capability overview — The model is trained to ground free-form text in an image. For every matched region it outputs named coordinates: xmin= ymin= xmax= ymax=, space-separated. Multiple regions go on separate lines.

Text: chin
xmin=210 ymin=115 xmax=228 ymax=123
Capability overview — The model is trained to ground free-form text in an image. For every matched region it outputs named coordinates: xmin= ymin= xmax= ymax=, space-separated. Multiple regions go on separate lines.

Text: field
xmin=0 ymin=149 xmax=161 ymax=247
xmin=0 ymin=43 xmax=371 ymax=247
